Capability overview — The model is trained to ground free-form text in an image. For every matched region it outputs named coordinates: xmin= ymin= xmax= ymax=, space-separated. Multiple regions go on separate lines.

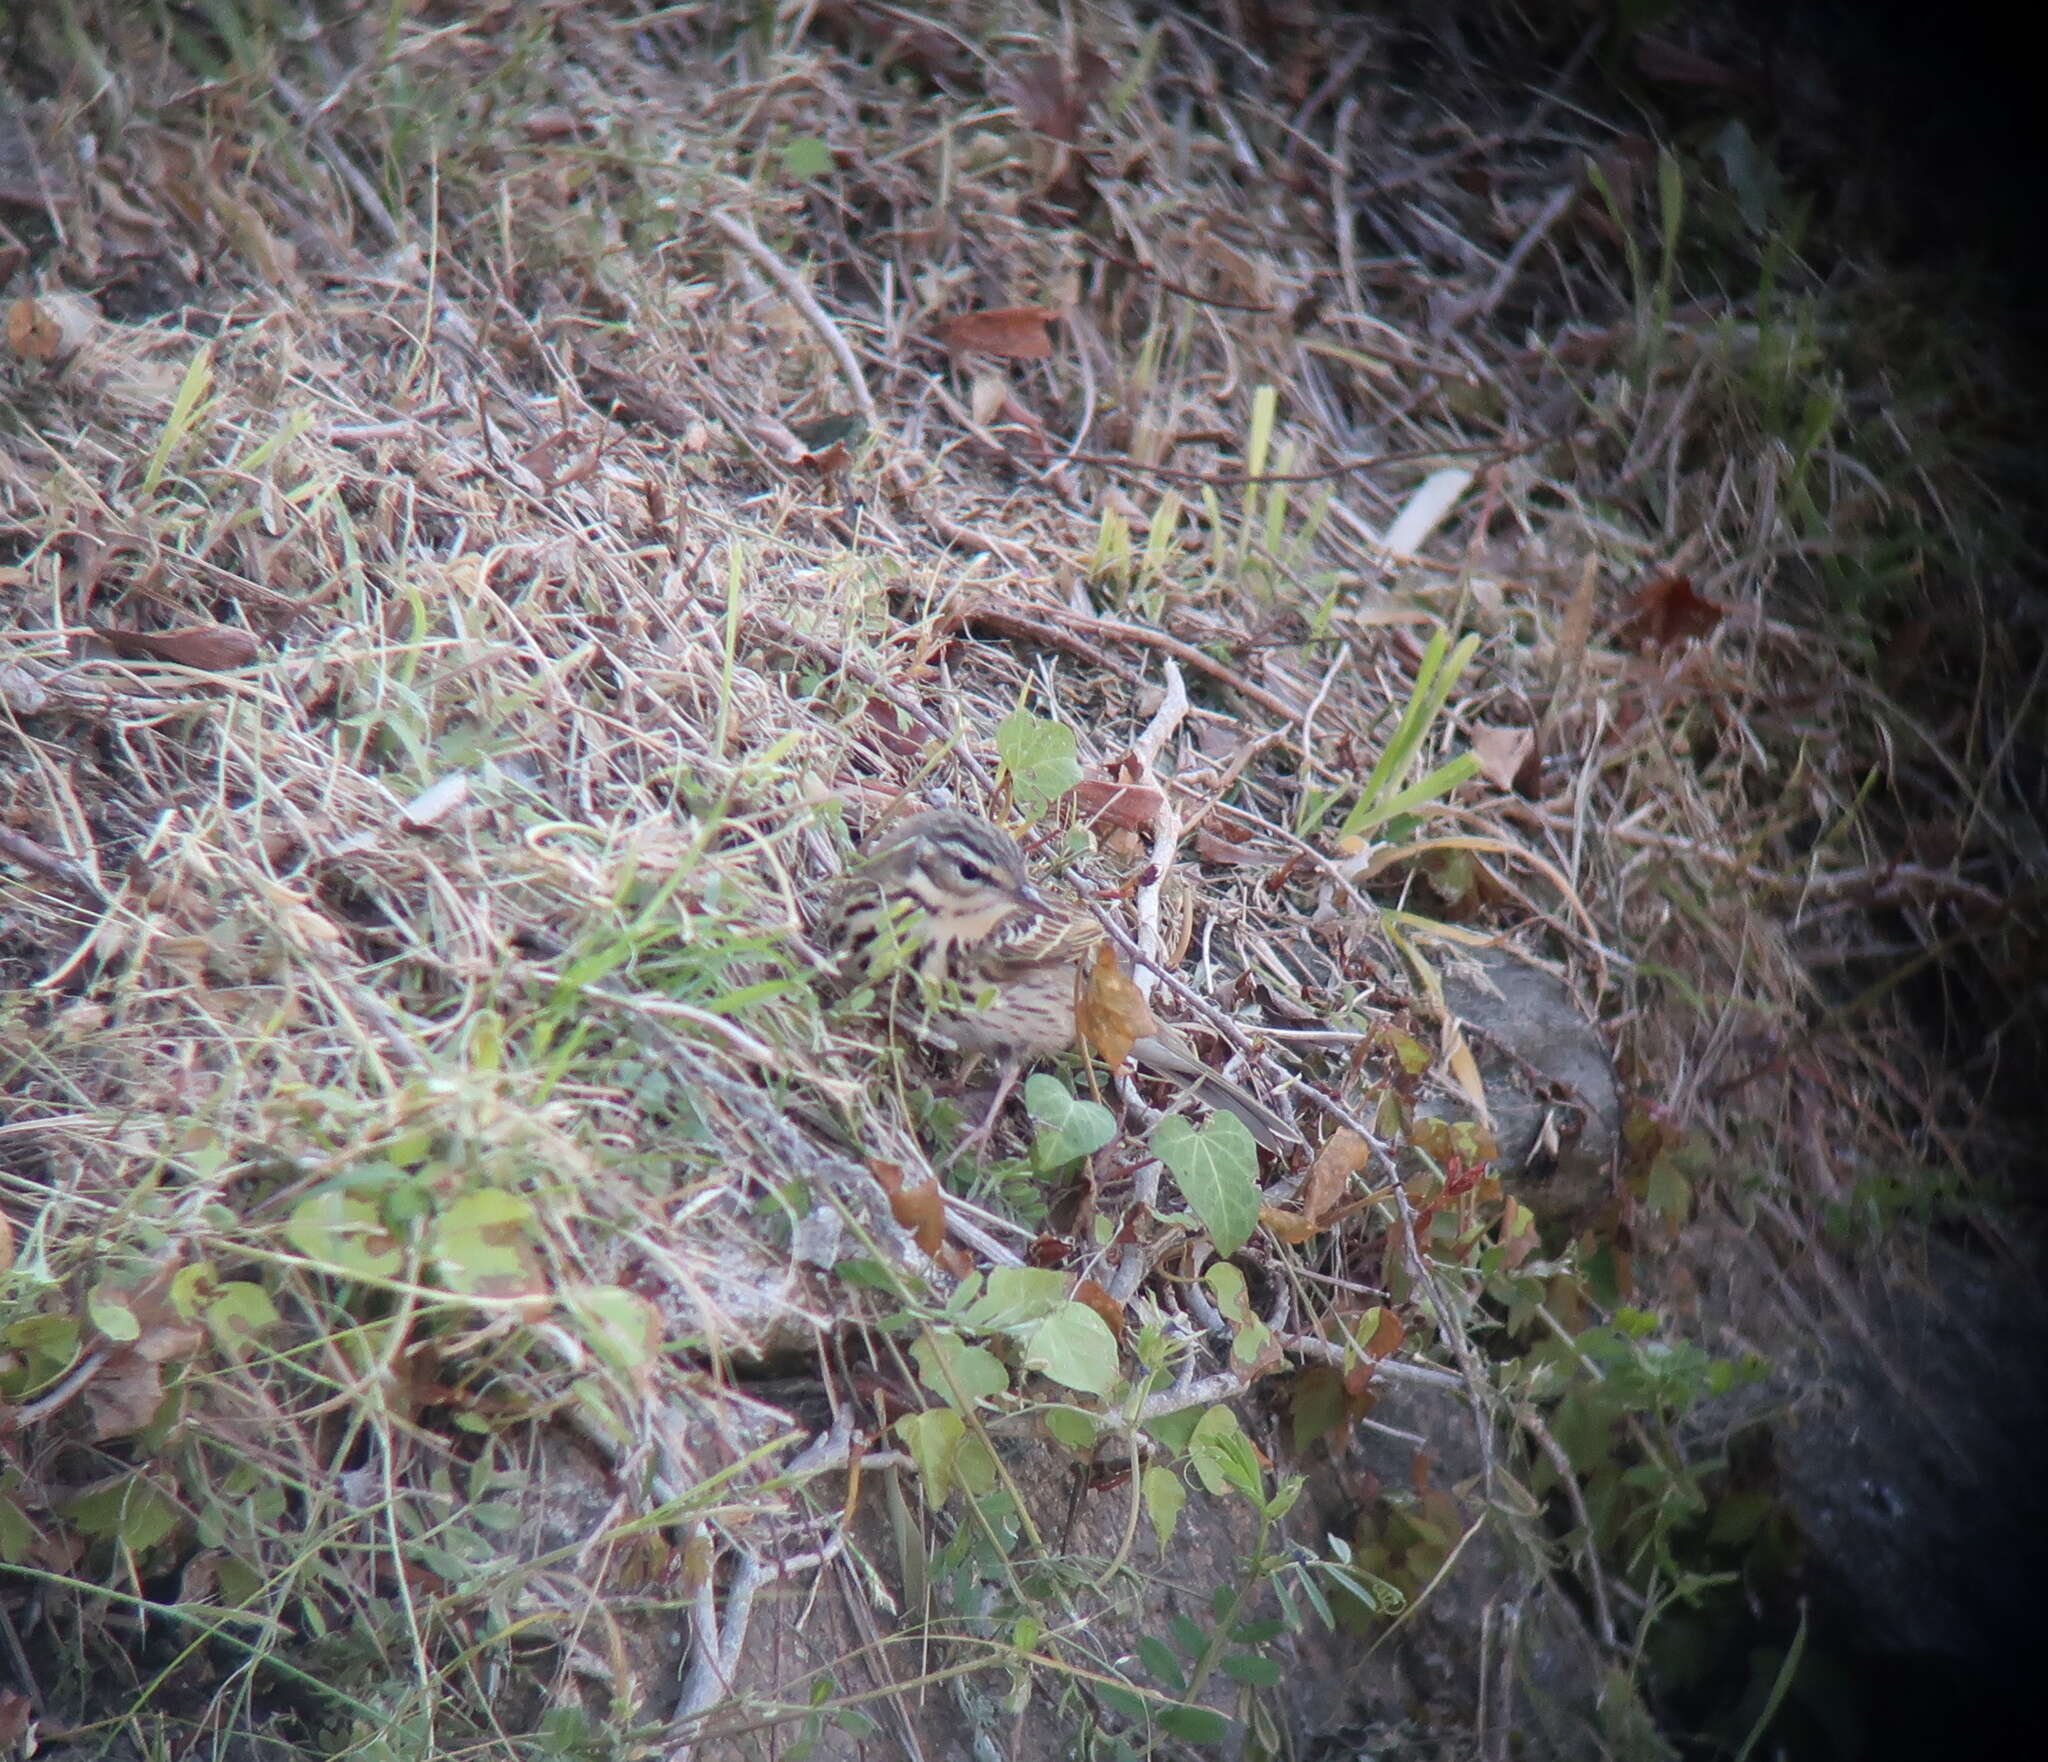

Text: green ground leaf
xmin=564 ymin=1286 xmax=662 ymax=1377
xmin=1022 ymin=1301 xmax=1120 ymax=1394
xmin=67 ymin=1476 xmax=181 ymax=1553
xmin=204 ymin=1282 xmax=280 ymax=1353
xmin=897 ymin=1408 xmax=965 ymax=1504
xmin=1025 ymin=1074 xmax=1116 ymax=1167
xmin=1143 ymin=1463 xmax=1186 ymax=1552
xmin=1188 ymin=1405 xmax=1262 ymax=1499
xmin=86 ymin=1287 xmax=140 ymax=1344
xmin=997 ymin=709 xmax=1082 ymax=815
xmin=1152 ymin=1113 xmax=1260 ymax=1256
xmin=781 ymin=135 xmax=834 ymax=179
xmin=431 ymin=1188 xmax=541 ymax=1297
xmin=1158 ymin=1703 xmax=1231 ymax=1743
xmin=912 ymin=1330 xmax=1011 ymax=1407
xmin=284 ymin=1190 xmax=404 ymax=1280
xmin=960 ymin=1266 xmax=1069 ymax=1331
xmin=1222 ymin=1651 xmax=1283 ymax=1687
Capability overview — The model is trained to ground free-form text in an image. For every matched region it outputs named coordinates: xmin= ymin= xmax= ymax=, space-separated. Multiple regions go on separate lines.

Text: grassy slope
xmin=1 ymin=3 xmax=2038 ymax=1757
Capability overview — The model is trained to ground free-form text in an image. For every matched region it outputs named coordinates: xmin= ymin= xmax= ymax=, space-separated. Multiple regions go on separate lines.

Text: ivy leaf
xmin=997 ymin=709 xmax=1082 ymax=816
xmin=1025 ymin=1074 xmax=1117 ymax=1168
xmin=1152 ymin=1112 xmax=1260 ymax=1256
xmin=1022 ymin=1300 xmax=1121 ymax=1395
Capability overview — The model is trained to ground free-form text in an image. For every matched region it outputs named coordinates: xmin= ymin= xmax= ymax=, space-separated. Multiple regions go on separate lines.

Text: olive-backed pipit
xmin=822 ymin=809 xmax=1297 ymax=1149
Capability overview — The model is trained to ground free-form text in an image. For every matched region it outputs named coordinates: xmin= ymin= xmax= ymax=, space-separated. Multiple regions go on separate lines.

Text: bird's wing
xmin=982 ymin=906 xmax=1101 ymax=977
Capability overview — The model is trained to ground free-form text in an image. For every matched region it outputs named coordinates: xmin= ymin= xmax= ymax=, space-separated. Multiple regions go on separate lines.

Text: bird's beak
xmin=1014 ymin=882 xmax=1051 ymax=911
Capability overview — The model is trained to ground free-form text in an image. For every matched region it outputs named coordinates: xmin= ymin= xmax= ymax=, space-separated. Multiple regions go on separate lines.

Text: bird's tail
xmin=1130 ymin=1033 xmax=1300 ymax=1151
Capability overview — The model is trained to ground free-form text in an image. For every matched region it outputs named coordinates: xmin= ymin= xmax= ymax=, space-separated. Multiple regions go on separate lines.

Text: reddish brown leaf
xmin=0 ymin=1689 xmax=33 ymax=1749
xmin=1076 ymin=943 xmax=1157 ymax=1073
xmin=522 ymin=107 xmax=583 ymax=143
xmin=1005 ymin=51 xmax=1113 ymax=144
xmin=1290 ymin=1362 xmax=1378 ymax=1451
xmin=1026 ymin=1233 xmax=1071 ymax=1268
xmin=939 ymin=306 xmax=1059 ymax=360
xmin=103 ymin=624 xmax=262 ymax=670
xmin=1616 ymin=573 xmax=1725 ymax=652
xmin=1071 ymin=776 xmax=1164 ymax=834
xmin=1072 ymin=1277 xmax=1126 ymax=1341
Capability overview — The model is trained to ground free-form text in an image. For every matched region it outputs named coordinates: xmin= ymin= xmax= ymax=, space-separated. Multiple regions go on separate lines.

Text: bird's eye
xmin=954 ymin=860 xmax=990 ymax=887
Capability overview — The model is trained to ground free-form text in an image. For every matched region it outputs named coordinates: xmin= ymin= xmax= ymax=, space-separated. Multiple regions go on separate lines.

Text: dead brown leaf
xmin=84 ymin=1354 xmax=168 ymax=1441
xmin=1071 ymin=776 xmax=1164 ymax=834
xmin=102 ymin=625 xmax=262 ymax=670
xmin=6 ymin=291 xmax=99 ymax=363
xmin=939 ymin=306 xmax=1059 ymax=360
xmin=1072 ymin=1276 xmax=1126 ymax=1341
xmin=1004 ymin=51 xmax=1114 ymax=144
xmin=1076 ymin=943 xmax=1158 ymax=1072
xmin=1468 ymin=723 xmax=1537 ymax=793
xmin=871 ymin=1158 xmax=947 ymax=1257
xmin=1299 ymin=1127 xmax=1372 ymax=1226
xmin=1615 ymin=573 xmax=1726 ymax=652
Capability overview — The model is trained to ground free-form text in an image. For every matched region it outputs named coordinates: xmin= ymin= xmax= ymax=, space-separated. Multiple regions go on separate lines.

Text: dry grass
xmin=1 ymin=3 xmax=2038 ymax=1757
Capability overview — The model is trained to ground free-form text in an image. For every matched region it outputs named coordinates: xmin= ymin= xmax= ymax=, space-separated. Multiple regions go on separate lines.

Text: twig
xmin=1443 ymin=182 xmax=1579 ymax=326
xmin=997 ymin=599 xmax=1305 ymax=724
xmin=707 ymin=210 xmax=879 ymax=429
xmin=14 ymin=1346 xmax=113 ymax=1427
xmin=1129 ymin=661 xmax=1190 ymax=986
xmin=1516 ymin=1403 xmax=1617 ymax=1649
xmin=0 ymin=828 xmax=106 ymax=907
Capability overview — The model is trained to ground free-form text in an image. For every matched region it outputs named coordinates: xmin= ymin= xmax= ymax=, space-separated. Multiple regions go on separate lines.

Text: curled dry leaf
xmin=870 ymin=1158 xmax=947 ymax=1257
xmin=939 ymin=306 xmax=1059 ymax=360
xmin=0 ymin=661 xmax=50 ymax=714
xmin=102 ymin=625 xmax=262 ymax=670
xmin=1299 ymin=1127 xmax=1373 ymax=1227
xmin=1075 ymin=942 xmax=1158 ymax=1073
xmin=7 ymin=290 xmax=100 ymax=363
xmin=1467 ymin=723 xmax=1537 ymax=793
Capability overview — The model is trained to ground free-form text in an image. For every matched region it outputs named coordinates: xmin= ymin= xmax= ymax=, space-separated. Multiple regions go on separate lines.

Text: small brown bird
xmin=822 ymin=809 xmax=1298 ymax=1149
